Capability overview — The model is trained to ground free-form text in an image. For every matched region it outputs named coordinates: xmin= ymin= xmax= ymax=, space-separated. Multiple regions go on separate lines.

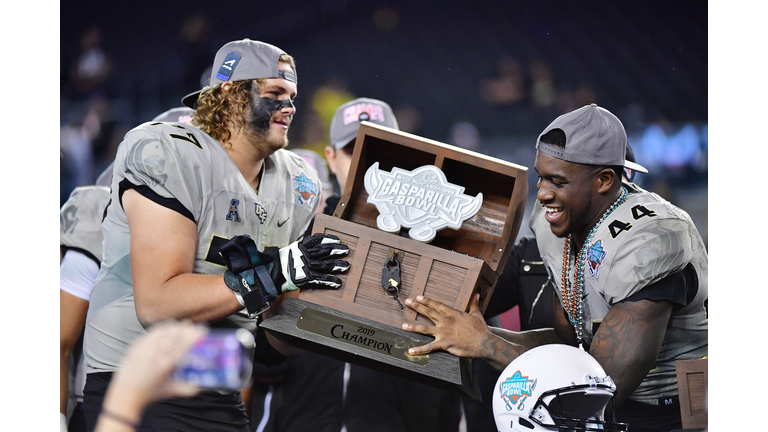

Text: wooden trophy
xmin=261 ymin=122 xmax=528 ymax=400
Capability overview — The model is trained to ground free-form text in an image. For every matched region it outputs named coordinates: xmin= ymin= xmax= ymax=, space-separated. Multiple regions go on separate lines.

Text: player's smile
xmin=543 ymin=205 xmax=564 ymax=225
xmin=272 ymin=114 xmax=291 ymax=131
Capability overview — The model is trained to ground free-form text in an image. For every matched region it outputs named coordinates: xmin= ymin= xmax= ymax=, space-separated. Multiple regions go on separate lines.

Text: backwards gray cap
xmin=181 ymin=38 xmax=296 ymax=109
xmin=536 ymin=103 xmax=648 ymax=173
xmin=329 ymin=97 xmax=399 ymax=149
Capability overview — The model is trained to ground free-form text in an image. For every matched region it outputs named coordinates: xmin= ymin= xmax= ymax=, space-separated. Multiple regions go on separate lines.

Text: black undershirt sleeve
xmin=619 ymin=262 xmax=698 ymax=310
xmin=118 ymin=178 xmax=195 ymax=223
xmin=60 ymin=246 xmax=101 ymax=267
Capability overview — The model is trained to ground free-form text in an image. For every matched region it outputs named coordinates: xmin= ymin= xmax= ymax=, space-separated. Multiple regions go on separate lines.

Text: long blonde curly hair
xmin=191 ymin=54 xmax=296 ymax=148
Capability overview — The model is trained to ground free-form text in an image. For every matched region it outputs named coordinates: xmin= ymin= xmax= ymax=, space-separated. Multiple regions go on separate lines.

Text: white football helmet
xmin=492 ymin=344 xmax=628 ymax=432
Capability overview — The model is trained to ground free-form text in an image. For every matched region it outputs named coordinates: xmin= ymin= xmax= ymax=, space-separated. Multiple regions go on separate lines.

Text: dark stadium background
xmin=59 ymin=0 xmax=708 ymax=243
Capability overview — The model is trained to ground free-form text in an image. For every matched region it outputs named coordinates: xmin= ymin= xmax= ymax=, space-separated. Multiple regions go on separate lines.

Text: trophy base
xmin=260 ymin=297 xmax=481 ymax=401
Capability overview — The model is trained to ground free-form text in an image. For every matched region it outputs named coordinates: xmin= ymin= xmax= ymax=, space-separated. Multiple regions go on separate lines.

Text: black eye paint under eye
xmin=249 ymin=96 xmax=295 ymax=132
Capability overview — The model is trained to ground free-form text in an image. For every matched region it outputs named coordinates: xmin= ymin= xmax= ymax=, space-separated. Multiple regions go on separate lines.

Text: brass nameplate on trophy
xmin=296 ymin=307 xmax=430 ymax=366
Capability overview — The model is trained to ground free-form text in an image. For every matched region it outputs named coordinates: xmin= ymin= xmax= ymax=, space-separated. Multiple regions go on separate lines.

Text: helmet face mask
xmin=530 ymin=384 xmax=624 ymax=431
xmin=492 ymin=345 xmax=629 ymax=432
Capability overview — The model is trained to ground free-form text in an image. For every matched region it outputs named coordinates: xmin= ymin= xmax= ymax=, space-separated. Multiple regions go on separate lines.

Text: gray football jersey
xmin=60 ymin=185 xmax=111 ymax=263
xmin=60 ymin=185 xmax=111 ymax=405
xmin=530 ymin=182 xmax=707 ymax=403
xmin=83 ymin=121 xmax=321 ymax=377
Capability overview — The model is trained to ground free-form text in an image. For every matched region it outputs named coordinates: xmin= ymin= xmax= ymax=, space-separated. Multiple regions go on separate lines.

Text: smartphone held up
xmin=173 ymin=328 xmax=256 ymax=391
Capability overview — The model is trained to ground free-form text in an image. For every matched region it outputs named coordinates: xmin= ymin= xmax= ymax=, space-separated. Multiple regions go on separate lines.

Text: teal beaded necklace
xmin=561 ymin=186 xmax=628 ymax=345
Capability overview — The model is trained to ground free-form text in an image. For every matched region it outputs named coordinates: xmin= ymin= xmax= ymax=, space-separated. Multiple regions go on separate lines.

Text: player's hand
xmin=401 ymin=294 xmax=496 ymax=358
xmin=278 ymin=233 xmax=350 ymax=292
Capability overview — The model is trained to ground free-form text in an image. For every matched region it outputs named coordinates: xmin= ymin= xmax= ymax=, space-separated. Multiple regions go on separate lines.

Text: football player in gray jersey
xmin=61 ymin=184 xmax=110 ymax=432
xmin=61 ymin=109 xmax=193 ymax=432
xmin=81 ymin=39 xmax=349 ymax=432
xmin=402 ymin=104 xmax=707 ymax=432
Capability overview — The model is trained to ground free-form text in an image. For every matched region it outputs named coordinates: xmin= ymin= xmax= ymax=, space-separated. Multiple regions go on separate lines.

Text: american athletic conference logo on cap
xmin=216 ymin=51 xmax=242 ymax=81
xmin=292 ymin=172 xmax=318 ymax=207
xmin=363 ymin=162 xmax=482 ymax=242
xmin=499 ymin=371 xmax=536 ymax=410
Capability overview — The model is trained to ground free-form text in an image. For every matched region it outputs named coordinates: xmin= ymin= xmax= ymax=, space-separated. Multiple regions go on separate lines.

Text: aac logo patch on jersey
xmin=293 ymin=172 xmax=318 ymax=207
xmin=586 ymin=239 xmax=607 ymax=278
xmin=499 ymin=371 xmax=536 ymax=410
xmin=226 ymin=199 xmax=241 ymax=223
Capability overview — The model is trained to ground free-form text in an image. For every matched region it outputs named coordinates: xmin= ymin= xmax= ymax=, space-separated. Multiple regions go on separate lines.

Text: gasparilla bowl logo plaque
xmin=363 ymin=162 xmax=483 ymax=242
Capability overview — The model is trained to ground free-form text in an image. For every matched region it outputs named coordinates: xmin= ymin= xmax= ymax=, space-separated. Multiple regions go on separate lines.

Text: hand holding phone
xmin=173 ymin=328 xmax=256 ymax=391
xmin=99 ymin=321 xmax=207 ymax=429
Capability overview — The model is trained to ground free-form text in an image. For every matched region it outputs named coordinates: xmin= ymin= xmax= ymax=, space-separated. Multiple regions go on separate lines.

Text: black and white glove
xmin=274 ymin=233 xmax=351 ymax=292
xmin=220 ymin=234 xmax=351 ymax=318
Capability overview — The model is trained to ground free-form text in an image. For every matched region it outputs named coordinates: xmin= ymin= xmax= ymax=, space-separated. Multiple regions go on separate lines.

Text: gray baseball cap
xmin=329 ymin=98 xmax=398 ymax=149
xmin=536 ymin=103 xmax=648 ymax=173
xmin=181 ymin=38 xmax=296 ymax=109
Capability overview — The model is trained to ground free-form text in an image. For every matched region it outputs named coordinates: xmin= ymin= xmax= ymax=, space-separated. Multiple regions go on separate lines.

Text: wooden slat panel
xmin=419 ymin=261 xmax=467 ymax=324
xmin=676 ymin=358 xmax=708 ymax=430
xmin=303 ymin=214 xmax=490 ymax=328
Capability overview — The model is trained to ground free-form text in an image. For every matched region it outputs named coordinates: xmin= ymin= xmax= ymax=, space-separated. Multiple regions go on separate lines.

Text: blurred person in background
xmin=68 ymin=25 xmax=113 ymax=101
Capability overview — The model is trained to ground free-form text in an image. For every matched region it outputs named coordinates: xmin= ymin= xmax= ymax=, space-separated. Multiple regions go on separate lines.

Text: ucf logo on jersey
xmin=254 ymin=203 xmax=267 ymax=224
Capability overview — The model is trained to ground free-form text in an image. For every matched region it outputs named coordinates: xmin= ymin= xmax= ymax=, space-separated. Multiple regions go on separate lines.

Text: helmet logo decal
xmin=586 ymin=238 xmax=607 ymax=278
xmin=499 ymin=370 xmax=537 ymax=409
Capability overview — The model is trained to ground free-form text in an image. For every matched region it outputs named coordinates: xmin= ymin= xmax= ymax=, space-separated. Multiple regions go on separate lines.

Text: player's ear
xmin=325 ymin=146 xmax=338 ymax=175
xmin=595 ymin=168 xmax=616 ymax=194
